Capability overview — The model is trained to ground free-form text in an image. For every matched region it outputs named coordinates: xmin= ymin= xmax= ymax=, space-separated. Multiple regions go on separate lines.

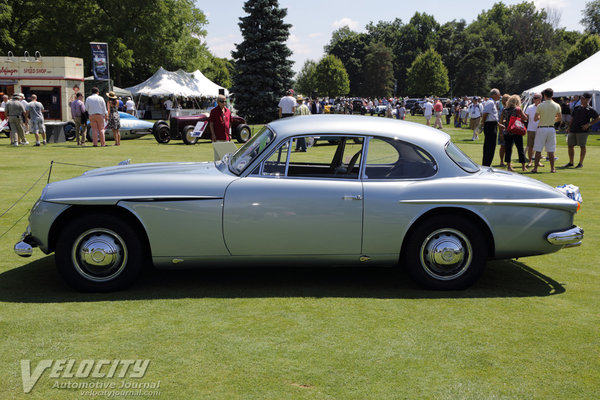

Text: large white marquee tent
xmin=522 ymin=50 xmax=600 ymax=113
xmin=125 ymin=67 xmax=227 ymax=98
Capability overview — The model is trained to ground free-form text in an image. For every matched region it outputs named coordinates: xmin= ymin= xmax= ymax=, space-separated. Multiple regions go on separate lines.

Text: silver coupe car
xmin=14 ymin=115 xmax=583 ymax=292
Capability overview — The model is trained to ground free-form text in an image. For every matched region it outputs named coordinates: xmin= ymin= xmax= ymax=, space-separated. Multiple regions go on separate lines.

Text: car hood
xmin=42 ymin=162 xmax=237 ymax=205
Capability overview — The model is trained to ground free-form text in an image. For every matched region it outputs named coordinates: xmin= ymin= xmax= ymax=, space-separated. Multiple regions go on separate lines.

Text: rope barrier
xmin=0 ymin=160 xmax=101 ymax=240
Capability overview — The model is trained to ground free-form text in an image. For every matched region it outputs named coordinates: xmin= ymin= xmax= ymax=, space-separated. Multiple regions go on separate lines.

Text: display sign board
xmin=90 ymin=42 xmax=110 ymax=80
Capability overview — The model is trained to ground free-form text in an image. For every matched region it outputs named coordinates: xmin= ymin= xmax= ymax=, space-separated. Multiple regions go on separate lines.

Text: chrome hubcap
xmin=420 ymin=228 xmax=472 ymax=280
xmin=239 ymin=128 xmax=250 ymax=141
xmin=72 ymin=228 xmax=127 ymax=282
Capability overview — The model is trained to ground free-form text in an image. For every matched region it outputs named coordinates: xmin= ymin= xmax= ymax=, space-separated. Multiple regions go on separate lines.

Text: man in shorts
xmin=524 ymin=93 xmax=542 ymax=167
xmin=564 ymin=92 xmax=600 ymax=168
xmin=26 ymin=94 xmax=47 ymax=146
xmin=532 ymin=88 xmax=561 ymax=173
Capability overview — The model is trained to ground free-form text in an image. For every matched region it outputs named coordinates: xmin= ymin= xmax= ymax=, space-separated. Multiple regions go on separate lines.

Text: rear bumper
xmin=546 ymin=226 xmax=584 ymax=248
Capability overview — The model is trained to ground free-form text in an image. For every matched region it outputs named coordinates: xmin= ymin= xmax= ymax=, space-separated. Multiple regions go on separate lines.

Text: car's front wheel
xmin=235 ymin=124 xmax=251 ymax=143
xmin=55 ymin=214 xmax=144 ymax=292
xmin=403 ymin=215 xmax=487 ymax=290
xmin=181 ymin=125 xmax=199 ymax=145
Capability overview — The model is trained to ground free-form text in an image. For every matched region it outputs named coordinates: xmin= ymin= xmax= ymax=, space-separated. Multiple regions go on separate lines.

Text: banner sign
xmin=90 ymin=42 xmax=109 ymax=80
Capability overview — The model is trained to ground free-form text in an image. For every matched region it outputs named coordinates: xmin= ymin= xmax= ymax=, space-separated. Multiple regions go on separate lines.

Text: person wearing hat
xmin=293 ymin=96 xmax=311 ymax=152
xmin=5 ymin=93 xmax=27 ymax=146
xmin=278 ymin=89 xmax=297 ymax=118
xmin=564 ymin=92 xmax=600 ymax=168
xmin=468 ymin=97 xmax=483 ymax=140
xmin=106 ymin=91 xmax=121 ymax=145
xmin=85 ymin=87 xmax=108 ymax=146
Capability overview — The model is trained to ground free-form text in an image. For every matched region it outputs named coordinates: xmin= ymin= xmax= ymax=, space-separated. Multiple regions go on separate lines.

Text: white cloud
xmin=205 ymin=34 xmax=240 ymax=58
xmin=287 ymin=33 xmax=312 ymax=56
xmin=331 ymin=17 xmax=360 ymax=30
xmin=532 ymin=0 xmax=567 ymax=10
xmin=309 ymin=32 xmax=324 ymax=39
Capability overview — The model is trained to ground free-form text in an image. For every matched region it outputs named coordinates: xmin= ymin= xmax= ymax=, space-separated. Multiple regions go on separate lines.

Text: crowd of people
xmin=277 ymin=88 xmax=599 ymax=173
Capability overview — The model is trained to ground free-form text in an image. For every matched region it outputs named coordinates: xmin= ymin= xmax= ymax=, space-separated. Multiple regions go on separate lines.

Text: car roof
xmin=266 ymin=115 xmax=450 ymax=149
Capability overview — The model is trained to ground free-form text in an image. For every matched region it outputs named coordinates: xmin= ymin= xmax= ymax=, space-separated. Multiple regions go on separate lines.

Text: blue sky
xmin=198 ymin=0 xmax=588 ymax=73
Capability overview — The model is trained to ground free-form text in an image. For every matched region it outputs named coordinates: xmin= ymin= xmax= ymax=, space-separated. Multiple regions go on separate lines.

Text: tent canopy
xmin=522 ymin=51 xmax=600 ymax=112
xmin=125 ymin=67 xmax=204 ymax=97
xmin=190 ymin=69 xmax=229 ymax=97
xmin=125 ymin=67 xmax=228 ymax=98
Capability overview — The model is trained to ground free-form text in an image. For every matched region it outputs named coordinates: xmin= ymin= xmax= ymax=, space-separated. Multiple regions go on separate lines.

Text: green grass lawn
xmin=0 ymin=117 xmax=598 ymax=399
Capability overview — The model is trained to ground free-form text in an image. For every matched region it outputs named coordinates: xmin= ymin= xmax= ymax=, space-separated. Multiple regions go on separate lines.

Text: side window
xmin=261 ymin=139 xmax=290 ymax=176
xmin=287 ymin=136 xmax=363 ymax=178
xmin=259 ymin=135 xmax=364 ymax=179
xmin=365 ymin=138 xmax=437 ymax=179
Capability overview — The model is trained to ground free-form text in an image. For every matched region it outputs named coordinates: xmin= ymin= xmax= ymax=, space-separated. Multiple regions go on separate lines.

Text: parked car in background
xmin=153 ymin=113 xmax=250 ymax=145
xmin=15 ymin=115 xmax=583 ymax=292
xmin=63 ymin=111 xmax=162 ymax=141
xmin=352 ymin=99 xmax=367 ymax=115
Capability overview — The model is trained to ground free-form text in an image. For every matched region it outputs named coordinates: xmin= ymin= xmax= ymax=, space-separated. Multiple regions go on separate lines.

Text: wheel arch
xmin=47 ymin=205 xmax=151 ymax=260
xmin=400 ymin=207 xmax=495 ymax=261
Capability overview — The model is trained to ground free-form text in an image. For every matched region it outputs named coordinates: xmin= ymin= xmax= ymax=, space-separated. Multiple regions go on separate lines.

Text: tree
xmin=294 ymin=60 xmax=317 ymax=96
xmin=406 ymin=48 xmax=449 ymax=97
xmin=2 ymin=0 xmax=210 ymax=88
xmin=361 ymin=42 xmax=394 ymax=98
xmin=581 ymin=0 xmax=600 ymax=34
xmin=454 ymin=47 xmax=493 ymax=96
xmin=563 ymin=34 xmax=600 ymax=70
xmin=508 ymin=52 xmax=554 ymax=93
xmin=203 ymin=56 xmax=233 ymax=88
xmin=231 ymin=0 xmax=294 ymax=123
xmin=326 ymin=28 xmax=369 ymax=96
xmin=313 ymin=55 xmax=349 ymax=98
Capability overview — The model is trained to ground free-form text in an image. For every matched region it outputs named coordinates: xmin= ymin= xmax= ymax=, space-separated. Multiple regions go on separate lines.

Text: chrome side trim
xmin=46 ymin=195 xmax=222 ymax=205
xmin=398 ymin=198 xmax=577 ymax=211
xmin=546 ymin=226 xmax=584 ymax=246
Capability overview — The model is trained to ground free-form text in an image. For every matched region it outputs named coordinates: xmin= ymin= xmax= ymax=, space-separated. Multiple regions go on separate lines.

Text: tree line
xmin=297 ymin=1 xmax=600 ymax=98
xmin=0 ymin=0 xmax=232 ymax=89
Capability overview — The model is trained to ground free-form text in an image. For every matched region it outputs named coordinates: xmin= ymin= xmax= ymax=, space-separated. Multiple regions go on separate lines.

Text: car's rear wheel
xmin=64 ymin=121 xmax=76 ymax=141
xmin=235 ymin=124 xmax=251 ymax=143
xmin=403 ymin=215 xmax=487 ymax=290
xmin=181 ymin=125 xmax=199 ymax=145
xmin=55 ymin=214 xmax=144 ymax=292
xmin=152 ymin=122 xmax=170 ymax=144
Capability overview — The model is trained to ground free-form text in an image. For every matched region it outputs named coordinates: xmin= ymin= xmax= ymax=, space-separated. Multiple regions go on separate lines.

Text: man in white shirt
xmin=524 ymin=93 xmax=542 ymax=167
xmin=278 ymin=89 xmax=297 ymax=118
xmin=481 ymin=88 xmax=501 ymax=166
xmin=468 ymin=97 xmax=483 ymax=140
xmin=422 ymin=99 xmax=433 ymax=126
xmin=125 ymin=97 xmax=136 ymax=115
xmin=0 ymin=94 xmax=8 ymax=110
xmin=85 ymin=87 xmax=108 ymax=147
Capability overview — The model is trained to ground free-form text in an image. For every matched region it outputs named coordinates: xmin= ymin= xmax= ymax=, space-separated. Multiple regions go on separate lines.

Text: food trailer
xmin=0 ymin=54 xmax=84 ymax=121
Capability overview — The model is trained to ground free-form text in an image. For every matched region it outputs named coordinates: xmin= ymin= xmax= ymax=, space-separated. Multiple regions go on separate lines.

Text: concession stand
xmin=0 ymin=54 xmax=84 ymax=121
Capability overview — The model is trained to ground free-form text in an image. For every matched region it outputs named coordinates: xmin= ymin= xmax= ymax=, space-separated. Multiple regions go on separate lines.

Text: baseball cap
xmin=582 ymin=92 xmax=592 ymax=99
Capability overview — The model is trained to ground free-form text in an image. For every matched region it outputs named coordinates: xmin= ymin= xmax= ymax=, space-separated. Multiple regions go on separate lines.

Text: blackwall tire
xmin=403 ymin=215 xmax=487 ymax=290
xmin=235 ymin=124 xmax=251 ymax=143
xmin=55 ymin=214 xmax=144 ymax=292
xmin=153 ymin=123 xmax=171 ymax=144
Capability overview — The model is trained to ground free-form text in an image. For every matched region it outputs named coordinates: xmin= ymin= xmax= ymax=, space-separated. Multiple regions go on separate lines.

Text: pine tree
xmin=232 ymin=0 xmax=294 ymax=123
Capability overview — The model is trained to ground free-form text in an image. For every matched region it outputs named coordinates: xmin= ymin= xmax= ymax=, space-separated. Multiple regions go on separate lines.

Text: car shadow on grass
xmin=0 ymin=256 xmax=565 ymax=303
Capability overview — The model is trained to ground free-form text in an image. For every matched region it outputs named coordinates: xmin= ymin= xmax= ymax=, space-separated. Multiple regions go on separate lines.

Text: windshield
xmin=445 ymin=141 xmax=480 ymax=173
xmin=229 ymin=126 xmax=276 ymax=175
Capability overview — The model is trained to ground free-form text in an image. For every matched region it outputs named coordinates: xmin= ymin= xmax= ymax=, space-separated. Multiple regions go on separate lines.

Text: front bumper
xmin=546 ymin=226 xmax=584 ymax=248
xmin=14 ymin=229 xmax=38 ymax=257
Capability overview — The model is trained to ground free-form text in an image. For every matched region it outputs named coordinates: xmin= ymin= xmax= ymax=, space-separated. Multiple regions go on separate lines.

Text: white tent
xmin=190 ymin=69 xmax=229 ymax=97
xmin=522 ymin=51 xmax=600 ymax=113
xmin=125 ymin=67 xmax=204 ymax=97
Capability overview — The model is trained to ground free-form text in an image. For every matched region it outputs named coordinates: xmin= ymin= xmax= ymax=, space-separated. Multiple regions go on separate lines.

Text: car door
xmin=223 ymin=135 xmax=365 ymax=256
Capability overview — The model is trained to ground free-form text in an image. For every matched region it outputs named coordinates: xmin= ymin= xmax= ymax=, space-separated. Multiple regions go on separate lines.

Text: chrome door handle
xmin=342 ymin=195 xmax=363 ymax=200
